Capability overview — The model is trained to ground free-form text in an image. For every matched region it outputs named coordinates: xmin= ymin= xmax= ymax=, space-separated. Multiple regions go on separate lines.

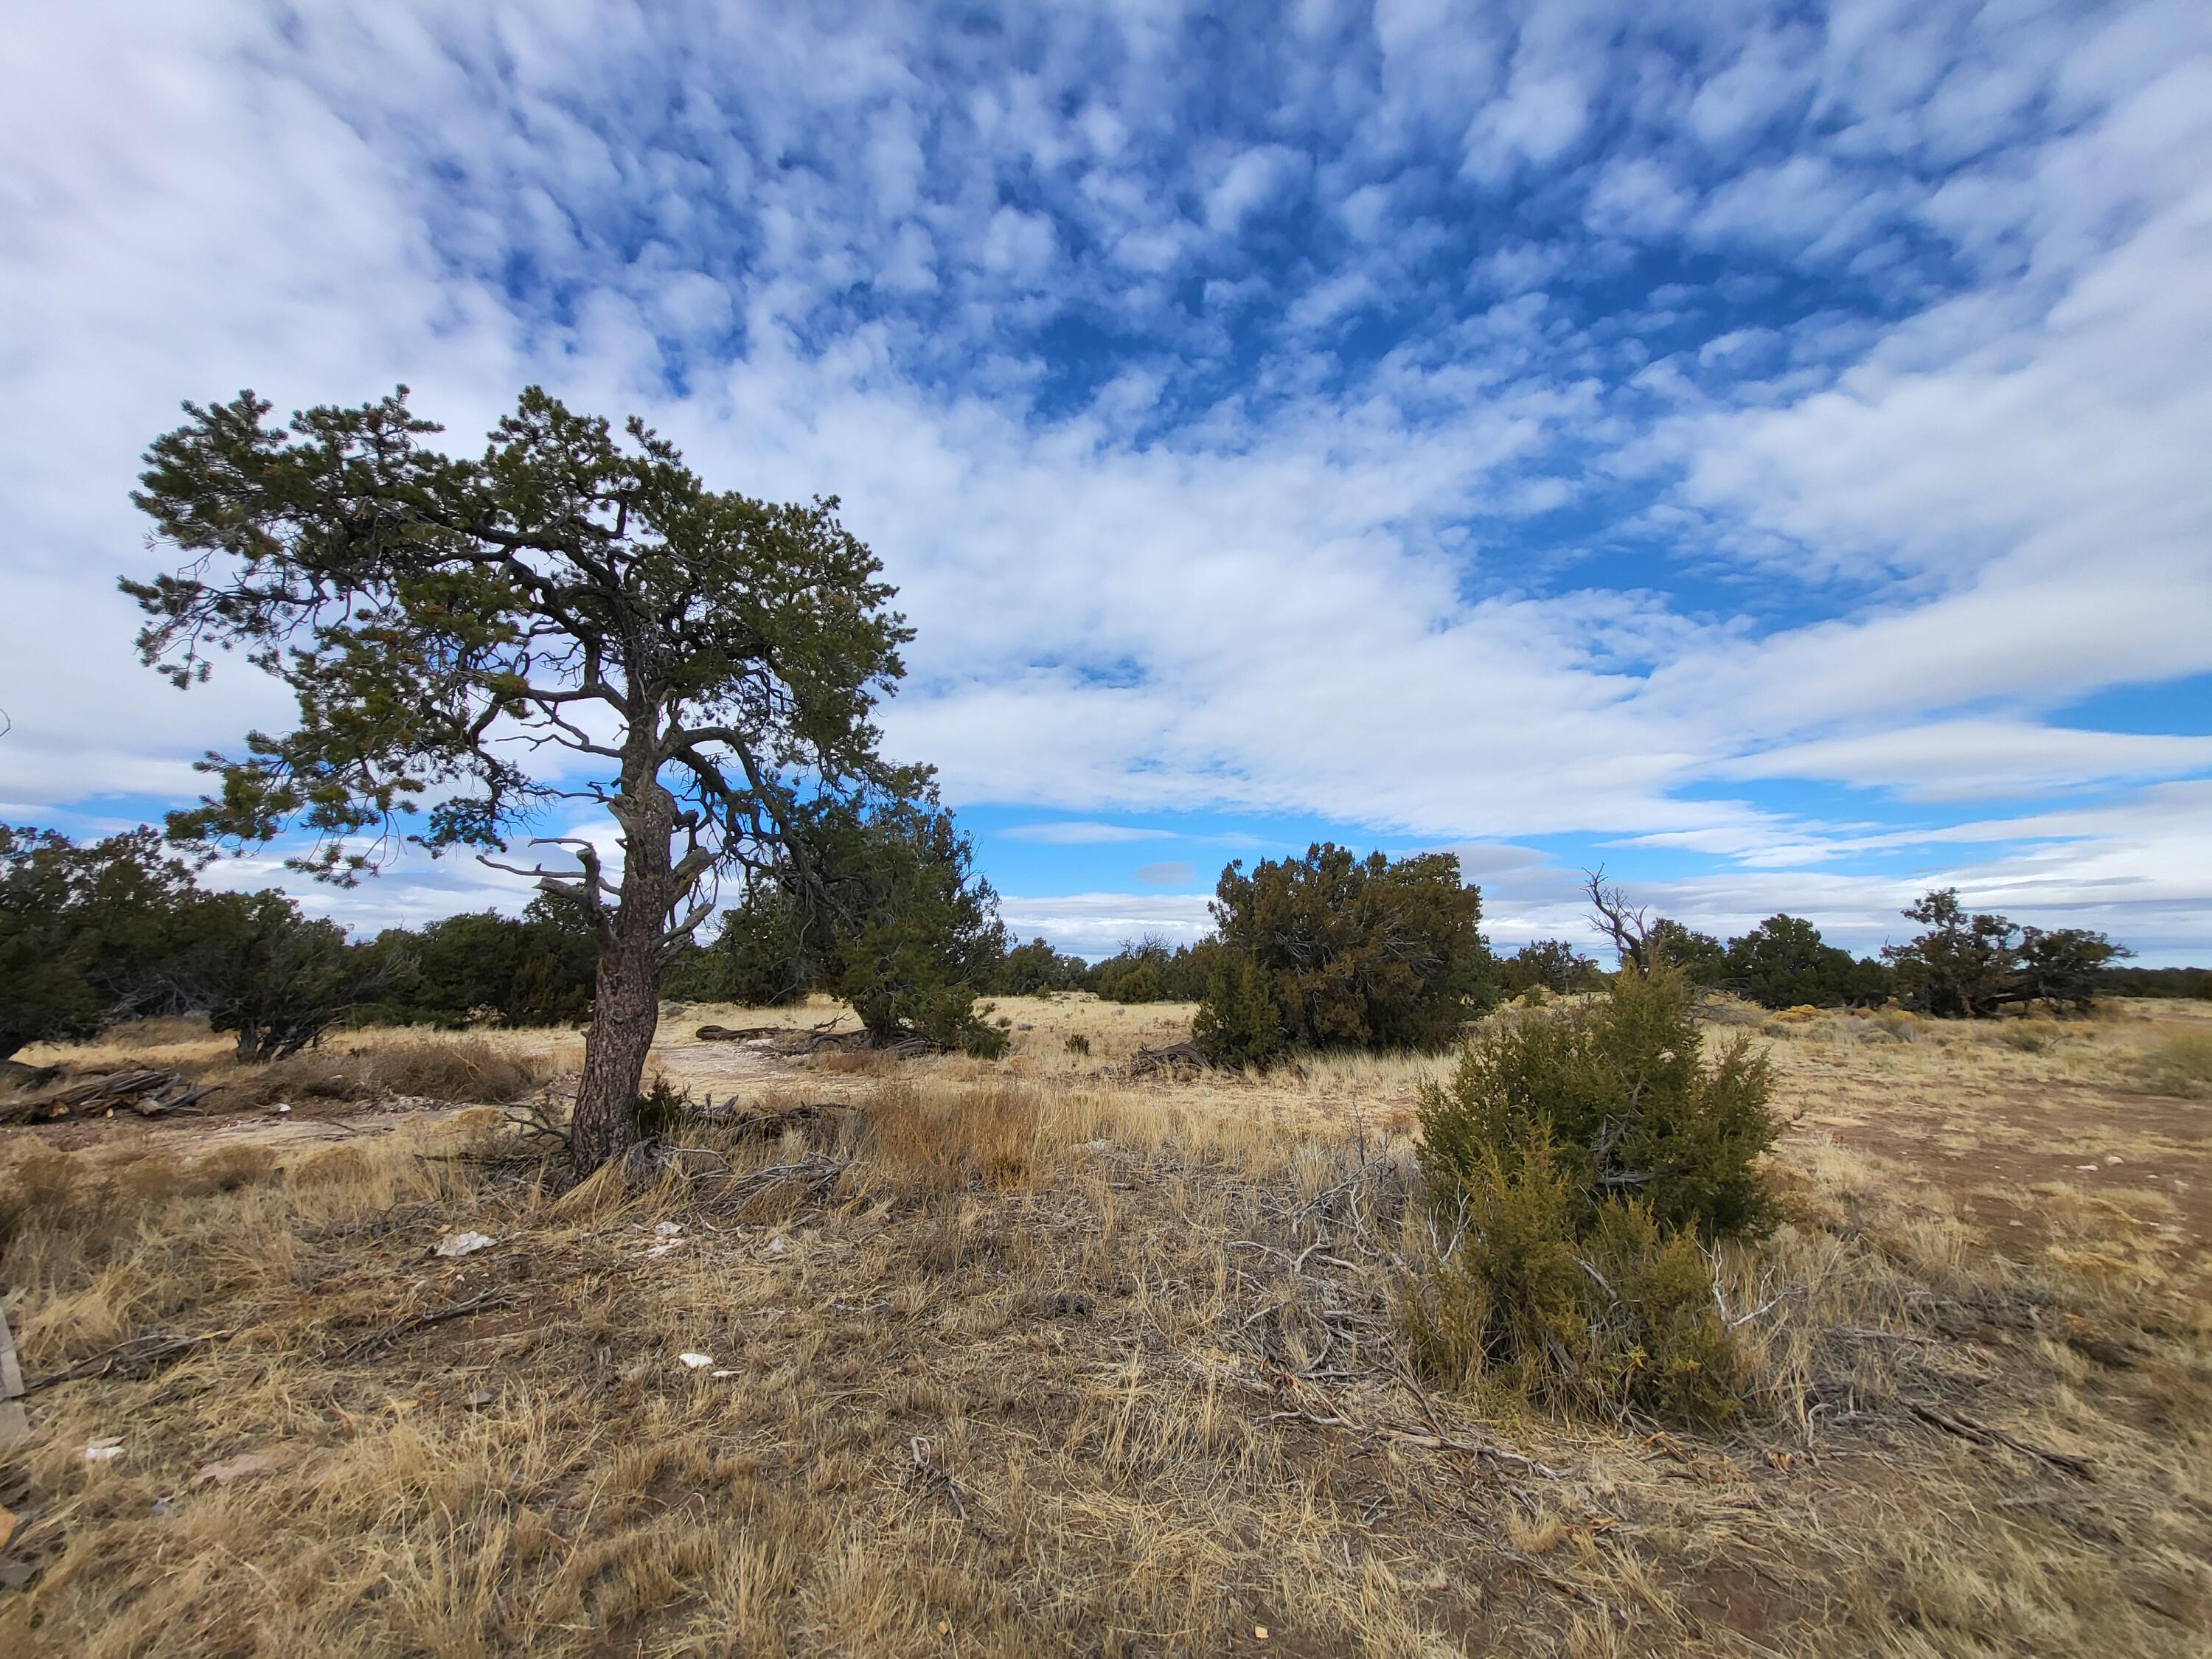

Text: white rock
xmin=434 ymin=1231 xmax=497 ymax=1258
xmin=654 ymin=1222 xmax=684 ymax=1237
xmin=678 ymin=1352 xmax=714 ymax=1369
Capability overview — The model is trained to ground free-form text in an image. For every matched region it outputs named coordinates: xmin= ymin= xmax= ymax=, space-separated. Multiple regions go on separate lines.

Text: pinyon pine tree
xmin=125 ymin=386 xmax=919 ymax=1178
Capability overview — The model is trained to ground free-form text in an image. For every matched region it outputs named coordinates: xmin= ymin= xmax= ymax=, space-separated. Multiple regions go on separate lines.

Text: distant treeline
xmin=5 ymin=823 xmax=2184 ymax=1068
xmin=0 ymin=824 xmax=605 ymax=1063
xmin=2099 ymin=964 xmax=2212 ymax=999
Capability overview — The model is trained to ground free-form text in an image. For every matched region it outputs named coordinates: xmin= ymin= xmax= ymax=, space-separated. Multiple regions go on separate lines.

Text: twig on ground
xmin=908 ymin=1435 xmax=1004 ymax=1540
xmin=24 ymin=1329 xmax=234 ymax=1394
xmin=341 ymin=1292 xmax=517 ymax=1361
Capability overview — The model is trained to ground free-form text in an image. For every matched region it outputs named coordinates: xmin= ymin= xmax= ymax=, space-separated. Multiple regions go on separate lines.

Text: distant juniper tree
xmin=125 ymin=386 xmax=918 ymax=1179
xmin=1725 ymin=914 xmax=1891 ymax=1009
xmin=1882 ymin=890 xmax=2019 ymax=1017
xmin=1883 ymin=888 xmax=2128 ymax=1016
xmin=1498 ymin=940 xmax=1601 ymax=997
xmin=991 ymin=936 xmax=1091 ymax=996
xmin=1645 ymin=919 xmax=1728 ymax=987
xmin=2013 ymin=924 xmax=2132 ymax=1013
xmin=181 ymin=888 xmax=365 ymax=1062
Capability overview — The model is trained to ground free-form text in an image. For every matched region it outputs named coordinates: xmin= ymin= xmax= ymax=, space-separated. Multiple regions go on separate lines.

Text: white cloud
xmin=1001 ymin=822 xmax=1177 ymax=845
xmin=996 ymin=891 xmax=1215 ymax=956
xmin=1206 ymin=145 xmax=1308 ymax=230
xmin=0 ymin=0 xmax=2205 ymax=960
xmin=1719 ymin=723 xmax=2212 ymax=802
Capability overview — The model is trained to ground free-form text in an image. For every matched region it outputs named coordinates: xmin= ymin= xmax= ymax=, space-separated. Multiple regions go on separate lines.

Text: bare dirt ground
xmin=2 ymin=996 xmax=2208 ymax=1656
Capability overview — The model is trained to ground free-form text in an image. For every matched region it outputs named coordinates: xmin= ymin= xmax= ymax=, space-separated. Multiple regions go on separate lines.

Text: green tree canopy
xmin=182 ymin=889 xmax=364 ymax=1061
xmin=1725 ymin=914 xmax=1890 ymax=1009
xmin=1645 ymin=919 xmax=1728 ymax=987
xmin=1498 ymin=939 xmax=1602 ymax=998
xmin=1882 ymin=889 xmax=2128 ymax=1016
xmin=991 ymin=937 xmax=1091 ymax=997
xmin=1198 ymin=843 xmax=1493 ymax=1056
xmin=796 ymin=795 xmax=1011 ymax=1055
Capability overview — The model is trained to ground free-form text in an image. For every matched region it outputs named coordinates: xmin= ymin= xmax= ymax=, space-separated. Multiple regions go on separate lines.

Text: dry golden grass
xmin=2 ymin=997 xmax=2209 ymax=1655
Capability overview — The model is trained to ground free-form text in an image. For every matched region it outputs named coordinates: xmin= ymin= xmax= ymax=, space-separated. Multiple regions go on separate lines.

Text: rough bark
xmin=569 ymin=929 xmax=658 ymax=1178
xmin=566 ymin=771 xmax=677 ymax=1181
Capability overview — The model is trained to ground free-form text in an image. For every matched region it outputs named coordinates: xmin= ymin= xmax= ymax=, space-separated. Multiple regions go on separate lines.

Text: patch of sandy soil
xmin=1756 ymin=1014 xmax=2211 ymax=1265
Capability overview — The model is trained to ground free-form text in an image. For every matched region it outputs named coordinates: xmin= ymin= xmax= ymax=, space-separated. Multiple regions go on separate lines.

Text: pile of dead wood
xmin=0 ymin=1068 xmax=222 ymax=1125
xmin=1125 ymin=1041 xmax=1212 ymax=1078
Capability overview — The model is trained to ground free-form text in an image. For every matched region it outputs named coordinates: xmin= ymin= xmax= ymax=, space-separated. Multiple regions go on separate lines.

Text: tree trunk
xmin=569 ymin=919 xmax=659 ymax=1178
xmin=567 ymin=773 xmax=678 ymax=1182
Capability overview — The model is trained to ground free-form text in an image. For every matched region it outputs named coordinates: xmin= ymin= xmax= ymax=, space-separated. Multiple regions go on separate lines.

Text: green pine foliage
xmin=1645 ymin=919 xmax=1728 ymax=987
xmin=687 ymin=876 xmax=815 ymax=1008
xmin=1092 ymin=935 xmax=1223 ymax=1003
xmin=0 ymin=825 xmax=207 ymax=1058
xmin=1097 ymin=956 xmax=1166 ymax=1004
xmin=1194 ymin=843 xmax=1494 ymax=1060
xmin=187 ymin=889 xmax=366 ymax=1061
xmin=991 ymin=937 xmax=1091 ymax=996
xmin=357 ymin=894 xmax=597 ymax=1029
xmin=1407 ymin=963 xmax=1777 ymax=1422
xmin=1723 ymin=914 xmax=1892 ymax=1009
xmin=793 ymin=796 xmax=1012 ymax=1057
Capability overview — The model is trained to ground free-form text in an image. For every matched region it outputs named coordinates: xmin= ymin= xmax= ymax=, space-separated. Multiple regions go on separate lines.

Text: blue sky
xmin=3 ymin=1 xmax=2210 ymax=961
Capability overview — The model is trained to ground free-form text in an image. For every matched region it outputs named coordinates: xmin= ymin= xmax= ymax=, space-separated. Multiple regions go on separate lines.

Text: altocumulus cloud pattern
xmin=1 ymin=1 xmax=2208 ymax=958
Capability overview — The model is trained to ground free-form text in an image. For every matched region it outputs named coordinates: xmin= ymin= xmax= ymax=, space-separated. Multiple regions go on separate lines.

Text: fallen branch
xmin=341 ymin=1292 xmax=517 ymax=1361
xmin=704 ymin=1100 xmax=854 ymax=1138
xmin=1905 ymin=1399 xmax=2095 ymax=1479
xmin=24 ymin=1329 xmax=233 ymax=1394
xmin=703 ymin=1155 xmax=852 ymax=1214
xmin=1497 ymin=1543 xmax=1601 ymax=1606
xmin=1382 ymin=1426 xmax=1568 ymax=1481
xmin=501 ymin=1096 xmax=571 ymax=1150
xmin=0 ymin=1305 xmax=23 ymax=1449
xmin=773 ymin=1024 xmax=942 ymax=1060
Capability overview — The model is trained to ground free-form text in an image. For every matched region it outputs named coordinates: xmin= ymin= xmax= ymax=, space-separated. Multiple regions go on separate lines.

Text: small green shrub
xmin=894 ymin=986 xmax=1009 ymax=1057
xmin=1405 ymin=964 xmax=1775 ymax=1422
xmin=1192 ymin=959 xmax=1286 ymax=1069
xmin=1097 ymin=958 xmax=1165 ymax=1004
xmin=635 ymin=1075 xmax=696 ymax=1140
